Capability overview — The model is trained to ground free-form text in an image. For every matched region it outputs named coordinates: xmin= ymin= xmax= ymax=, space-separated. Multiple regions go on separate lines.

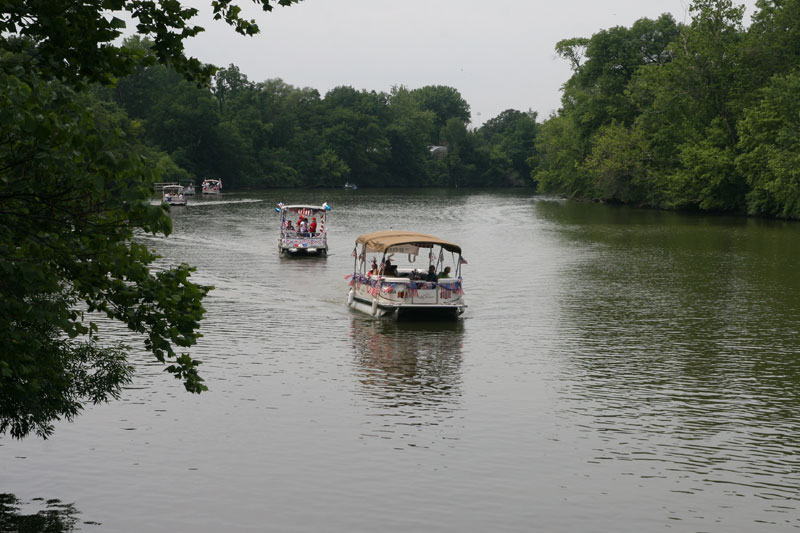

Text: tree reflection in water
xmin=0 ymin=493 xmax=98 ymax=532
xmin=350 ymin=317 xmax=465 ymax=415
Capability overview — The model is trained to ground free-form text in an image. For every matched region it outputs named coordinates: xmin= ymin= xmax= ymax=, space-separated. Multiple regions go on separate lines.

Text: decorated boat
xmin=346 ymin=230 xmax=467 ymax=318
xmin=161 ymin=184 xmax=187 ymax=206
xmin=201 ymin=178 xmax=221 ymax=194
xmin=276 ymin=202 xmax=331 ymax=256
xmin=180 ymin=179 xmax=195 ymax=195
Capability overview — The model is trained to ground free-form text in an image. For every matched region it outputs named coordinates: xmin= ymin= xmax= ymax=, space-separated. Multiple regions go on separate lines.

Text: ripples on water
xmin=350 ymin=319 xmax=465 ymax=447
xmin=536 ymin=200 xmax=800 ymax=529
xmin=2 ymin=190 xmax=799 ymax=531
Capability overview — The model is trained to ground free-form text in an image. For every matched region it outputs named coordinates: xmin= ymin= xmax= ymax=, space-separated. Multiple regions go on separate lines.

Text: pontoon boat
xmin=347 ymin=230 xmax=467 ymax=318
xmin=180 ymin=180 xmax=195 ymax=195
xmin=276 ymin=202 xmax=331 ymax=256
xmin=201 ymin=179 xmax=221 ymax=194
xmin=162 ymin=184 xmax=187 ymax=206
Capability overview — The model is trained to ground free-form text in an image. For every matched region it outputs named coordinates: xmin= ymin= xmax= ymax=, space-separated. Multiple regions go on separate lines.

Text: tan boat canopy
xmin=282 ymin=205 xmax=327 ymax=211
xmin=355 ymin=230 xmax=462 ymax=254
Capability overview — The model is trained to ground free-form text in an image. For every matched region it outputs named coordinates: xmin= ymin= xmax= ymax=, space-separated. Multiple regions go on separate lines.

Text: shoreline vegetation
xmin=106 ymin=1 xmax=799 ymax=220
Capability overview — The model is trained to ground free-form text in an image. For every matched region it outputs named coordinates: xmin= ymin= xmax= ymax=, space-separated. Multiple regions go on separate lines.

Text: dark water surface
xmin=2 ymin=189 xmax=799 ymax=532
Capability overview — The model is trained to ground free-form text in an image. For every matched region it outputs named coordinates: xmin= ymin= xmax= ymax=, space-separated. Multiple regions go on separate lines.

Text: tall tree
xmin=0 ymin=0 xmax=303 ymax=438
xmin=630 ymin=0 xmax=748 ymax=210
xmin=479 ymin=109 xmax=539 ymax=186
xmin=556 ymin=14 xmax=680 ymax=136
xmin=410 ymin=85 xmax=471 ymax=144
xmin=737 ymin=69 xmax=800 ymax=218
xmin=0 ymin=0 xmax=300 ymax=85
xmin=386 ymin=86 xmax=435 ymax=186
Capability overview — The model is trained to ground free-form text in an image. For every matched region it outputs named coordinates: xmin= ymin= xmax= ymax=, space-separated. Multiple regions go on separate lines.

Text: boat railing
xmin=348 ymin=274 xmax=463 ymax=305
xmin=153 ymin=181 xmax=179 ymax=192
xmin=281 ymin=230 xmax=326 ymax=238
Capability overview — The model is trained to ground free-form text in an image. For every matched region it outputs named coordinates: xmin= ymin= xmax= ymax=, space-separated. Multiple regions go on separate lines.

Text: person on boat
xmin=284 ymin=220 xmax=295 ymax=232
xmin=383 ymin=259 xmax=398 ymax=277
xmin=438 ymin=266 xmax=451 ymax=279
xmin=309 ymin=217 xmax=317 ymax=234
xmin=298 ymin=218 xmax=308 ymax=235
xmin=425 ymin=265 xmax=438 ymax=282
xmin=368 ymin=258 xmax=378 ymax=277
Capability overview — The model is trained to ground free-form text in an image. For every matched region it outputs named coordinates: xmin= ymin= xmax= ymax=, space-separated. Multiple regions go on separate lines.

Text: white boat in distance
xmin=162 ymin=184 xmax=187 ymax=206
xmin=201 ymin=178 xmax=221 ymax=194
xmin=277 ymin=202 xmax=330 ymax=256
xmin=347 ymin=230 xmax=467 ymax=319
xmin=181 ymin=180 xmax=195 ymax=195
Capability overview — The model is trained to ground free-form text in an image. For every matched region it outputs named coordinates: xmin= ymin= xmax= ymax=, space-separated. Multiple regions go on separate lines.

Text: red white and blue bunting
xmin=346 ymin=274 xmax=464 ymax=299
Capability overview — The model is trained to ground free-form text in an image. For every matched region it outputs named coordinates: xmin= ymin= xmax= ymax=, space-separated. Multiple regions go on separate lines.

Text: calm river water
xmin=2 ymin=189 xmax=799 ymax=532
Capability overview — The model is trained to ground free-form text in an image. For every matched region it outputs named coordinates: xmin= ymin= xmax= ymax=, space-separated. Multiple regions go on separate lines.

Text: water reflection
xmin=535 ymin=198 xmax=800 ymax=509
xmin=349 ymin=317 xmax=465 ymax=446
xmin=0 ymin=494 xmax=97 ymax=532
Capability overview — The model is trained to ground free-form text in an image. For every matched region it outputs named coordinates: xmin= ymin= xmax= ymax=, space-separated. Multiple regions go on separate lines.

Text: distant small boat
xmin=344 ymin=182 xmax=358 ymax=190
xmin=180 ymin=180 xmax=195 ymax=195
xmin=162 ymin=185 xmax=187 ymax=206
xmin=201 ymin=179 xmax=221 ymax=194
xmin=276 ymin=202 xmax=331 ymax=256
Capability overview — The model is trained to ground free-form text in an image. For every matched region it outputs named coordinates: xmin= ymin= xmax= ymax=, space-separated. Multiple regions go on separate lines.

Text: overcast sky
xmin=179 ymin=0 xmax=759 ymax=127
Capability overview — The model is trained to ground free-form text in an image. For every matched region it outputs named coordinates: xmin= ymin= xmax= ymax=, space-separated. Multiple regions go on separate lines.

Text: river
xmin=1 ymin=189 xmax=799 ymax=532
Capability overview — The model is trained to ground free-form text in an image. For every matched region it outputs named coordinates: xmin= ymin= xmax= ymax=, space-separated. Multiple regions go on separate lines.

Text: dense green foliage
xmin=106 ymin=42 xmax=539 ymax=189
xmin=534 ymin=0 xmax=800 ymax=219
xmin=0 ymin=0 xmax=299 ymax=439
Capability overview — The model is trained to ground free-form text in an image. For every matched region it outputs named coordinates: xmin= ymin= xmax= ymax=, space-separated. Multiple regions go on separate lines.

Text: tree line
xmin=534 ymin=0 xmax=800 ymax=219
xmin=97 ymin=36 xmax=538 ymax=190
xmin=99 ymin=0 xmax=800 ymax=221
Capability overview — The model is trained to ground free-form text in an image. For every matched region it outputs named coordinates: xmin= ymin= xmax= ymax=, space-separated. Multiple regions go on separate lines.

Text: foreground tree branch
xmin=0 ymin=0 xmax=303 ymax=439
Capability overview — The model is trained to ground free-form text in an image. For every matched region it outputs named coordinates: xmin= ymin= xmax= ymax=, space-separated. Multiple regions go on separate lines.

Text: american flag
xmin=367 ymin=283 xmax=380 ymax=296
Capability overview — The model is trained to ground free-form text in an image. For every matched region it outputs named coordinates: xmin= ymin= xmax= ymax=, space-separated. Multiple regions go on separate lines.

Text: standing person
xmin=309 ymin=217 xmax=317 ymax=234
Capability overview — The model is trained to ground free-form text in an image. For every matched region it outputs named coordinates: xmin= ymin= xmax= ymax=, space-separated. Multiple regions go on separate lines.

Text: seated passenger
xmin=383 ymin=259 xmax=398 ymax=277
xmin=425 ymin=265 xmax=437 ymax=282
xmin=437 ymin=266 xmax=451 ymax=279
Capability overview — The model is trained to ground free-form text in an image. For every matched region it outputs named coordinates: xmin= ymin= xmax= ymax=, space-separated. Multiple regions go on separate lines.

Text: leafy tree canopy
xmin=0 ymin=0 xmax=300 ymax=86
xmin=0 ymin=0 xmax=302 ymax=439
